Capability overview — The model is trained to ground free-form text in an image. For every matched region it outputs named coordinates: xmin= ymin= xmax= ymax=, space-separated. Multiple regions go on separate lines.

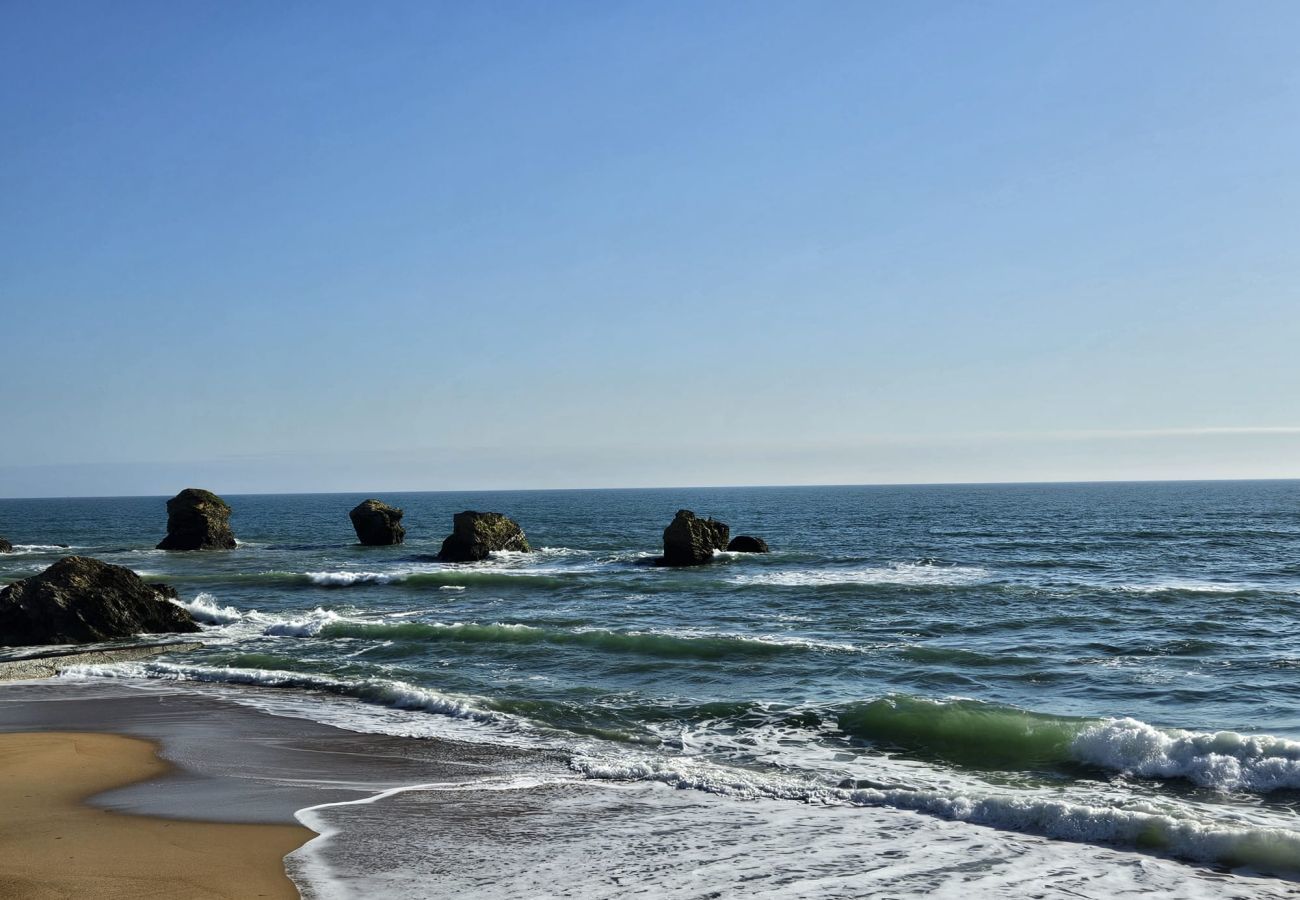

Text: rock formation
xmin=661 ymin=509 xmax=729 ymax=566
xmin=0 ymin=556 xmax=199 ymax=646
xmin=0 ymin=537 xmax=11 ymax=553
xmin=156 ymin=488 xmax=236 ymax=551
xmin=349 ymin=499 xmax=406 ymax=546
xmin=727 ymin=535 xmax=770 ymax=553
xmin=437 ymin=511 xmax=531 ymax=562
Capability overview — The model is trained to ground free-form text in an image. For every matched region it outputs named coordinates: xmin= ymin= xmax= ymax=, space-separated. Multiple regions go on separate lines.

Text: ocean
xmin=3 ymin=481 xmax=1300 ymax=897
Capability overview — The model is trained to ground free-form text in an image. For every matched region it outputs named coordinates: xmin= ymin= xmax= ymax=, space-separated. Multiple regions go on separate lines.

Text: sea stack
xmin=0 ymin=536 xmax=11 ymax=553
xmin=0 ymin=556 xmax=199 ymax=646
xmin=726 ymin=535 xmax=770 ymax=553
xmin=661 ymin=509 xmax=729 ymax=566
xmin=156 ymin=488 xmax=237 ymax=551
xmin=437 ymin=511 xmax=531 ymax=563
xmin=349 ymin=499 xmax=406 ymax=546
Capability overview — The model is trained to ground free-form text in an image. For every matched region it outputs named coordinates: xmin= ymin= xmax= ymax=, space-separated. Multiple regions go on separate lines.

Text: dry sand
xmin=0 ymin=731 xmax=311 ymax=899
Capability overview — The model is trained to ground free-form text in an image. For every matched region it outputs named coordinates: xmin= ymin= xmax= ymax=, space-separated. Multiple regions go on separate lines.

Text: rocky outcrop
xmin=156 ymin=488 xmax=236 ymax=551
xmin=437 ymin=511 xmax=531 ymax=563
xmin=0 ymin=537 xmax=11 ymax=553
xmin=0 ymin=556 xmax=199 ymax=646
xmin=727 ymin=535 xmax=770 ymax=553
xmin=349 ymin=499 xmax=406 ymax=546
xmin=661 ymin=510 xmax=729 ymax=566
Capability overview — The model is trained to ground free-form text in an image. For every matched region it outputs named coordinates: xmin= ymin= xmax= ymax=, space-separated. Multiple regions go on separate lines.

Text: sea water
xmin=3 ymin=482 xmax=1300 ymax=896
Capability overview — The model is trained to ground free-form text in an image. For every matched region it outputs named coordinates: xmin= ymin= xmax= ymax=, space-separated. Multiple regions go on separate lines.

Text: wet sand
xmin=0 ymin=731 xmax=310 ymax=899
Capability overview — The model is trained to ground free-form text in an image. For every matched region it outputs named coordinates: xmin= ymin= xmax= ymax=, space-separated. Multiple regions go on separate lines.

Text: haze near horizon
xmin=3 ymin=2 xmax=1299 ymax=498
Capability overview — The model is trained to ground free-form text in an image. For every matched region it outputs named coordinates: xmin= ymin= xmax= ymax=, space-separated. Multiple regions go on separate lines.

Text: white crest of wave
xmin=8 ymin=544 xmax=77 ymax=553
xmin=59 ymin=661 xmax=502 ymax=724
xmin=1116 ymin=581 xmax=1257 ymax=595
xmin=263 ymin=608 xmax=351 ymax=637
xmin=730 ymin=562 xmax=989 ymax=588
xmin=1071 ymin=718 xmax=1300 ymax=792
xmin=171 ymin=592 xmax=244 ymax=626
xmin=307 ymin=571 xmax=397 ymax=586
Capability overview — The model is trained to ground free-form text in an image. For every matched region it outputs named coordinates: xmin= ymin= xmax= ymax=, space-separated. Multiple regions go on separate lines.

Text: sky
xmin=2 ymin=1 xmax=1299 ymax=497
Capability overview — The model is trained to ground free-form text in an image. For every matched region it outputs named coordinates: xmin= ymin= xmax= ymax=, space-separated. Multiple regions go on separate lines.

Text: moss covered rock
xmin=0 ymin=556 xmax=199 ymax=646
xmin=437 ymin=511 xmax=531 ymax=563
xmin=349 ymin=499 xmax=406 ymax=546
xmin=661 ymin=509 xmax=729 ymax=566
xmin=156 ymin=488 xmax=237 ymax=551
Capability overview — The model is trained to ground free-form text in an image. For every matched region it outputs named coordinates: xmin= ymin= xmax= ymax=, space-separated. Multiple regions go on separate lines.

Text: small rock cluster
xmin=659 ymin=509 xmax=770 ymax=566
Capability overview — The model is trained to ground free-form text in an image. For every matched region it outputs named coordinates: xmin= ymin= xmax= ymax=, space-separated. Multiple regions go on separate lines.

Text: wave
xmin=263 ymin=608 xmax=356 ymax=637
xmin=303 ymin=569 xmax=573 ymax=589
xmin=171 ymin=592 xmax=245 ymax=625
xmin=896 ymin=646 xmax=1040 ymax=668
xmin=568 ymin=751 xmax=1300 ymax=873
xmin=1115 ymin=581 xmax=1279 ymax=596
xmin=729 ymin=562 xmax=990 ymax=588
xmin=301 ymin=620 xmax=857 ymax=660
xmin=306 ymin=571 xmax=398 ymax=586
xmin=58 ymin=661 xmax=506 ymax=726
xmin=4 ymin=544 xmax=77 ymax=554
xmin=837 ymin=696 xmax=1300 ymax=792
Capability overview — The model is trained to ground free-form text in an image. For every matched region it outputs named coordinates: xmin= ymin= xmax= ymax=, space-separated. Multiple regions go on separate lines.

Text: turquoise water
xmin=4 ymin=481 xmax=1300 ymax=883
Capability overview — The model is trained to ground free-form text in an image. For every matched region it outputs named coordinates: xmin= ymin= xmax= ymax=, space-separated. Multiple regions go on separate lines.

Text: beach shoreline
xmin=0 ymin=730 xmax=310 ymax=899
xmin=3 ymin=676 xmax=1300 ymax=898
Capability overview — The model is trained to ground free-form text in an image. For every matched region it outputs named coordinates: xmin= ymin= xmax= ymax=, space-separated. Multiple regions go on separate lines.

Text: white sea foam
xmin=171 ymin=592 xmax=245 ymax=625
xmin=7 ymin=544 xmax=78 ymax=553
xmin=307 ymin=571 xmax=398 ymax=586
xmin=58 ymin=661 xmax=505 ymax=726
xmin=1116 ymin=581 xmax=1262 ymax=595
xmin=1071 ymin=718 xmax=1300 ymax=793
xmin=568 ymin=751 xmax=1300 ymax=871
xmin=729 ymin=562 xmax=990 ymax=588
xmin=263 ymin=608 xmax=353 ymax=637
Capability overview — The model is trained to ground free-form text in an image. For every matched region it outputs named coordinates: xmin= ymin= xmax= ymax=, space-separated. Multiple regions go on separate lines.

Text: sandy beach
xmin=0 ymin=730 xmax=310 ymax=899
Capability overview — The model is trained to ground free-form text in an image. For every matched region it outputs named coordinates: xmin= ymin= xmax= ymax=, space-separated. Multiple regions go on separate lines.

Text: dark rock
xmin=156 ymin=488 xmax=236 ymax=551
xmin=0 ymin=556 xmax=199 ymax=646
xmin=437 ymin=511 xmax=531 ymax=563
xmin=727 ymin=535 xmax=770 ymax=553
xmin=0 ymin=537 xmax=11 ymax=554
xmin=349 ymin=499 xmax=406 ymax=546
xmin=661 ymin=509 xmax=730 ymax=566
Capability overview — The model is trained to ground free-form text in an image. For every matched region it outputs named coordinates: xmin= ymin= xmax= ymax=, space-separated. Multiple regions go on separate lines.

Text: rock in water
xmin=0 ymin=537 xmax=11 ymax=553
xmin=662 ymin=509 xmax=730 ymax=566
xmin=156 ymin=488 xmax=236 ymax=551
xmin=0 ymin=556 xmax=199 ymax=646
xmin=349 ymin=499 xmax=406 ymax=546
xmin=727 ymin=535 xmax=770 ymax=553
xmin=437 ymin=511 xmax=531 ymax=562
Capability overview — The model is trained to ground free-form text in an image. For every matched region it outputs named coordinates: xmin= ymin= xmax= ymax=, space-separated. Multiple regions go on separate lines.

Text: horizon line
xmin=2 ymin=474 xmax=1298 ymax=502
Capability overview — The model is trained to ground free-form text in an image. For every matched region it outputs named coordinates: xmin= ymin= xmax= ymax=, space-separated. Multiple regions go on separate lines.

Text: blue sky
xmin=2 ymin=1 xmax=1299 ymax=496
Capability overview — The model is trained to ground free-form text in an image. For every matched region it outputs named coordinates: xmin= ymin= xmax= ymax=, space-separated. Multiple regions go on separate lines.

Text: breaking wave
xmin=838 ymin=696 xmax=1300 ymax=792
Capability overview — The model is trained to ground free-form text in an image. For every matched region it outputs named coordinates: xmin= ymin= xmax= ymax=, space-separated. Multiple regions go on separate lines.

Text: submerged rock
xmin=661 ymin=509 xmax=729 ymax=566
xmin=156 ymin=488 xmax=237 ymax=551
xmin=0 ymin=537 xmax=11 ymax=553
xmin=727 ymin=535 xmax=770 ymax=553
xmin=0 ymin=556 xmax=199 ymax=646
xmin=437 ymin=511 xmax=531 ymax=563
xmin=349 ymin=499 xmax=406 ymax=546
